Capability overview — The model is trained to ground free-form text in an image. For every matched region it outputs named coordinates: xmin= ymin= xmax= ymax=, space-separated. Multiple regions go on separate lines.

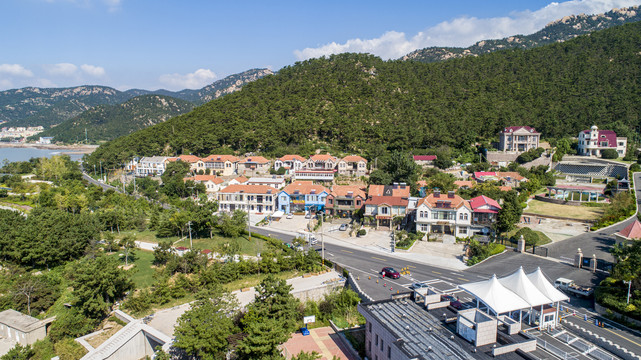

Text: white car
xmin=286 ymin=213 xmax=293 ymax=219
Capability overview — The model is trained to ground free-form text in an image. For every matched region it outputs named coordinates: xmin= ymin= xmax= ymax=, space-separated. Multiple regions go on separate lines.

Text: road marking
xmin=603 ymin=327 xmax=641 ymax=348
xmin=341 ymin=249 xmax=353 ymax=253
xmin=432 ymin=271 xmax=442 ymax=275
xmin=442 ymin=276 xmax=455 ymax=281
xmin=371 ymin=256 xmax=386 ymax=261
xmin=457 ymin=277 xmax=468 ymax=282
xmin=407 ymin=265 xmax=416 ymax=268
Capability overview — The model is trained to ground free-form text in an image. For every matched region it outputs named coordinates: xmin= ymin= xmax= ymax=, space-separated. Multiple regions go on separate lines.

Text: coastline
xmin=0 ymin=143 xmax=98 ymax=154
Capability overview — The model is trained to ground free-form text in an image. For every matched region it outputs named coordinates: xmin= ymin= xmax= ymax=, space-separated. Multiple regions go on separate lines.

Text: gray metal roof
xmin=362 ymin=299 xmax=476 ymax=360
xmin=0 ymin=309 xmax=44 ymax=332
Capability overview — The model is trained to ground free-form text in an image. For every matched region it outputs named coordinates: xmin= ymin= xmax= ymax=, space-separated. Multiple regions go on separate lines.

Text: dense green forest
xmin=86 ymin=21 xmax=641 ymax=168
xmin=33 ymin=95 xmax=195 ymax=143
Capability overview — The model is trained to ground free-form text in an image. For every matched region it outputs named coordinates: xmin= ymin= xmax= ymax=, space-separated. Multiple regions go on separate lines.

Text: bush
xmin=511 ymin=228 xmax=538 ymax=247
xmin=631 ymin=163 xmax=641 ymax=172
xmin=48 ymin=309 xmax=98 ymax=342
xmin=466 ymin=239 xmax=505 ymax=266
xmin=53 ymin=338 xmax=87 ymax=360
xmin=516 ymin=147 xmax=545 ymax=164
xmin=357 ymin=229 xmax=366 ymax=236
xmin=601 ymin=149 xmax=619 ymax=159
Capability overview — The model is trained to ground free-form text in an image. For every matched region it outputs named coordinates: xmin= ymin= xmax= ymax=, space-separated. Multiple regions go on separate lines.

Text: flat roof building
xmin=0 ymin=309 xmax=54 ymax=346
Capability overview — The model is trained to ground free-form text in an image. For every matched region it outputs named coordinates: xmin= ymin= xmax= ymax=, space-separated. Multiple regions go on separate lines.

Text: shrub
xmin=511 ymin=227 xmax=538 ymax=247
xmin=357 ymin=229 xmax=366 ymax=236
xmin=53 ymin=338 xmax=86 ymax=360
xmin=48 ymin=309 xmax=98 ymax=343
xmin=601 ymin=149 xmax=619 ymax=159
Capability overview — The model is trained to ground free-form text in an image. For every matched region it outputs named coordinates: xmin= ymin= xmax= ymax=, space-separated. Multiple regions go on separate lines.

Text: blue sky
xmin=0 ymin=0 xmax=639 ymax=91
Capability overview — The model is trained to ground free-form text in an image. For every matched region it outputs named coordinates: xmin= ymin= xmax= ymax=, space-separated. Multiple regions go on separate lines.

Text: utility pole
xmin=188 ymin=221 xmax=193 ymax=249
xmin=85 ymin=128 xmax=87 ymax=144
xmin=99 ymin=160 xmax=103 ymax=182
xmin=247 ymin=196 xmax=251 ymax=242
xmin=624 ymin=280 xmax=632 ymax=304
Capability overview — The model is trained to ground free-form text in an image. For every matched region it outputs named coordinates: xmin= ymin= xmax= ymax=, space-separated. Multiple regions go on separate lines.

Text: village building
xmin=136 ymin=156 xmax=169 ymax=176
xmin=499 ymin=126 xmax=540 ymax=152
xmin=228 ymin=175 xmax=249 ymax=186
xmin=305 ymin=154 xmax=338 ymax=170
xmin=217 ymin=184 xmax=277 ymax=214
xmin=363 ymin=196 xmax=408 ymax=229
xmin=166 ymin=154 xmax=201 ymax=172
xmin=238 ymin=156 xmax=271 ymax=176
xmin=469 ymin=195 xmax=502 ymax=234
xmin=273 ymin=155 xmax=307 ymax=172
xmin=197 ymin=155 xmax=239 ymax=176
xmin=414 ymin=190 xmax=472 ymax=237
xmin=577 ymin=125 xmax=627 ymax=157
xmin=413 ymin=155 xmax=437 ymax=167
xmin=183 ymin=175 xmax=224 ymax=194
xmin=292 ymin=169 xmax=335 ymax=182
xmin=246 ymin=176 xmax=286 ymax=189
xmin=325 ymin=185 xmax=366 ymax=218
xmin=337 ymin=156 xmax=368 ymax=176
xmin=277 ymin=181 xmax=329 ymax=214
xmin=0 ymin=309 xmax=54 ymax=346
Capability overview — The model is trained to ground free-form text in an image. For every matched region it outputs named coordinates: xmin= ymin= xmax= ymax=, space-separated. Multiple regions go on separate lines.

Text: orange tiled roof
xmin=309 ymin=154 xmax=337 ymax=162
xmin=282 ymin=181 xmax=329 ymax=195
xmin=499 ymin=185 xmax=512 ymax=192
xmin=170 ymin=154 xmax=200 ymax=163
xmin=219 ymin=184 xmax=276 ymax=194
xmin=279 ymin=155 xmax=306 ymax=162
xmin=233 ymin=176 xmax=249 ymax=183
xmin=417 ymin=180 xmax=428 ymax=187
xmin=330 ymin=185 xmax=366 ymax=198
xmin=496 ymin=172 xmax=527 ymax=181
xmin=364 ymin=196 xmax=408 ymax=207
xmin=454 ymin=180 xmax=475 ymax=188
xmin=368 ymin=184 xmax=410 ymax=198
xmin=341 ymin=155 xmax=367 ymax=163
xmin=202 ymin=154 xmax=239 ymax=163
xmin=240 ymin=156 xmax=270 ymax=164
xmin=416 ymin=192 xmax=471 ymax=210
xmin=185 ymin=175 xmax=223 ymax=184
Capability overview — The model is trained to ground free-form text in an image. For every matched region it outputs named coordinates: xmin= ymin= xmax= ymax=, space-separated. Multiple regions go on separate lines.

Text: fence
xmin=535 ymin=338 xmax=580 ymax=359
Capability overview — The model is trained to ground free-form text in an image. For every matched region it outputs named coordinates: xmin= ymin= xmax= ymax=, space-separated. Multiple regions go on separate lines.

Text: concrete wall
xmin=474 ymin=317 xmax=497 ymax=347
xmin=105 ymin=330 xmax=159 ymax=360
xmin=292 ymin=282 xmax=342 ymax=303
xmin=426 ymin=301 xmax=450 ymax=310
xmin=0 ymin=323 xmax=45 ymax=346
xmin=347 ymin=274 xmax=373 ymax=302
xmin=492 ymin=340 xmax=537 ymax=356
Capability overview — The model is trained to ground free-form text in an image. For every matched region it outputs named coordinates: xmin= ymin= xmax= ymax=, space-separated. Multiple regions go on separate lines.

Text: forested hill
xmin=87 ymin=21 xmax=641 ymax=169
xmin=403 ymin=6 xmax=640 ymax=63
xmin=33 ymin=95 xmax=195 ymax=143
xmin=0 ymin=68 xmax=271 ymax=128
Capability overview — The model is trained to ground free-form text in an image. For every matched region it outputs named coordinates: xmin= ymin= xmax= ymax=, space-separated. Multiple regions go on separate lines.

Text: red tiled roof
xmin=496 ymin=172 xmax=527 ymax=181
xmin=202 ymin=154 xmax=239 ymax=163
xmin=233 ymin=176 xmax=249 ymax=183
xmin=201 ymin=249 xmax=212 ymax=254
xmin=364 ymin=196 xmax=408 ymax=207
xmin=501 ymin=126 xmax=539 ymax=134
xmin=219 ymin=184 xmax=276 ymax=194
xmin=582 ymin=129 xmax=618 ymax=148
xmin=469 ymin=195 xmax=501 ymax=211
xmin=474 ymin=171 xmax=498 ymax=178
xmin=454 ymin=180 xmax=474 ymax=188
xmin=309 ymin=154 xmax=337 ymax=162
xmin=329 ymin=185 xmax=366 ymax=198
xmin=282 ymin=181 xmax=329 ymax=195
xmin=413 ymin=155 xmax=437 ymax=161
xmin=368 ymin=184 xmax=410 ymax=197
xmin=279 ymin=155 xmax=306 ymax=162
xmin=240 ymin=156 xmax=270 ymax=164
xmin=499 ymin=186 xmax=512 ymax=192
xmin=617 ymin=220 xmax=641 ymax=240
xmin=416 ymin=193 xmax=470 ymax=210
xmin=341 ymin=155 xmax=367 ymax=163
xmin=184 ymin=175 xmax=224 ymax=184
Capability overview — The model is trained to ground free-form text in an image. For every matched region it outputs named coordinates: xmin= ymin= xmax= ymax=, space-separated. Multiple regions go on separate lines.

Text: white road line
xmin=441 ymin=276 xmax=455 ymax=281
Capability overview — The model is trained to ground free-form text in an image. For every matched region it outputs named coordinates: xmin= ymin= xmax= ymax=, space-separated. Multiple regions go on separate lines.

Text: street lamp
xmin=624 ymin=280 xmax=632 ymax=305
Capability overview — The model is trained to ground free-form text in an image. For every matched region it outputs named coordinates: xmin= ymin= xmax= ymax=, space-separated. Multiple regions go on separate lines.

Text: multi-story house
xmin=293 ymin=169 xmax=334 ymax=182
xmin=247 ymin=176 xmax=286 ymax=189
xmin=577 ymin=125 xmax=627 ymax=157
xmin=413 ymin=155 xmax=437 ymax=168
xmin=197 ymin=155 xmax=239 ymax=176
xmin=468 ymin=195 xmax=501 ymax=234
xmin=305 ymin=154 xmax=338 ymax=170
xmin=136 ymin=156 xmax=169 ymax=176
xmin=277 ymin=181 xmax=329 ymax=214
xmin=217 ymin=184 xmax=277 ymax=214
xmin=183 ymin=175 xmax=224 ymax=194
xmin=325 ymin=185 xmax=366 ymax=217
xmin=368 ymin=183 xmax=410 ymax=198
xmin=337 ymin=156 xmax=368 ymax=177
xmin=166 ymin=154 xmax=201 ymax=172
xmin=499 ymin=126 xmax=540 ymax=153
xmin=414 ymin=191 xmax=472 ymax=237
xmin=273 ymin=155 xmax=306 ymax=172
xmin=363 ymin=196 xmax=408 ymax=229
xmin=238 ymin=156 xmax=271 ymax=176
xmin=228 ymin=176 xmax=248 ymax=186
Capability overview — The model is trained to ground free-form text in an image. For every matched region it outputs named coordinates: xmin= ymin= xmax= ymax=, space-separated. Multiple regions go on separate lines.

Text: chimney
xmin=393 ymin=182 xmax=399 ymax=189
xmin=448 ymin=191 xmax=455 ymax=198
xmin=400 ymin=182 xmax=407 ymax=189
xmin=434 ymin=190 xmax=440 ymax=198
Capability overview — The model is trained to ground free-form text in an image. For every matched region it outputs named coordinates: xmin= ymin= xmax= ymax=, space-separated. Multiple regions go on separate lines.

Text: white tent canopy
xmin=526 ymin=267 xmax=570 ymax=303
xmin=459 ymin=275 xmax=530 ymax=314
xmin=499 ymin=267 xmax=553 ymax=307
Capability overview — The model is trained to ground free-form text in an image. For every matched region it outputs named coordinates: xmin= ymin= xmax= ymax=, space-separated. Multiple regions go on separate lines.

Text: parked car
xmin=411 ymin=283 xmax=429 ymax=290
xmin=305 ymin=212 xmax=312 ymax=219
xmin=339 ymin=224 xmax=348 ymax=231
xmin=441 ymin=294 xmax=463 ymax=309
xmin=286 ymin=213 xmax=293 ymax=219
xmin=381 ymin=267 xmax=400 ymax=279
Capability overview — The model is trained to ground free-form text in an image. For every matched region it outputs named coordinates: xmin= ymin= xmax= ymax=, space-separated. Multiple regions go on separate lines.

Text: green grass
xmin=506 ymin=228 xmax=552 ymax=247
xmin=107 ymin=250 xmax=157 ymax=288
xmin=174 ymin=233 xmax=267 ymax=256
xmin=526 ymin=199 xmax=605 ymax=220
xmin=112 ymin=230 xmax=180 ymax=244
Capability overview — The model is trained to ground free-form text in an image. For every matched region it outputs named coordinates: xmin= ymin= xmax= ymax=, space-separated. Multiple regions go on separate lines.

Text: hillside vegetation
xmin=87 ymin=22 xmax=641 ymax=168
xmin=404 ymin=6 xmax=641 ymax=63
xmin=34 ymin=95 xmax=195 ymax=143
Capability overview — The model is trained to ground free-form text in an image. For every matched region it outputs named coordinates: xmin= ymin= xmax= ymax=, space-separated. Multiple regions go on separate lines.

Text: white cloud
xmin=159 ymin=69 xmax=217 ymax=90
xmin=0 ymin=64 xmax=33 ymax=77
xmin=294 ymin=0 xmax=641 ymax=60
xmin=44 ymin=63 xmax=78 ymax=76
xmin=80 ymin=64 xmax=106 ymax=77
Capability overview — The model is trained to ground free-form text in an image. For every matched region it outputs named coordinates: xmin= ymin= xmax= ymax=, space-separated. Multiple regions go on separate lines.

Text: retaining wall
xmin=492 ymin=340 xmax=536 ymax=356
xmin=347 ymin=273 xmax=373 ymax=302
xmin=594 ymin=302 xmax=641 ymax=328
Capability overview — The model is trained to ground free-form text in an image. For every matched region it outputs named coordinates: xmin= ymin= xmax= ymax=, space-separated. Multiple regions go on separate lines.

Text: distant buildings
xmin=499 ymin=126 xmax=540 ymax=152
xmin=413 ymin=155 xmax=437 ymax=167
xmin=136 ymin=156 xmax=169 ymax=176
xmin=577 ymin=125 xmax=627 ymax=157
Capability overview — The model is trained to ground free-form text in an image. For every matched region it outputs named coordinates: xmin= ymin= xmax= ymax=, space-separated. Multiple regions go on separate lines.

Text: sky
xmin=1 ymin=0 xmax=639 ymax=92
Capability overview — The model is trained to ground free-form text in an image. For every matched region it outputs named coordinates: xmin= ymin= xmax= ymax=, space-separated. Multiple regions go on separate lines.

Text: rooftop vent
xmin=310 ymin=189 xmax=316 ymax=194
xmin=448 ymin=191 xmax=455 ymax=198
xmin=434 ymin=190 xmax=440 ymax=198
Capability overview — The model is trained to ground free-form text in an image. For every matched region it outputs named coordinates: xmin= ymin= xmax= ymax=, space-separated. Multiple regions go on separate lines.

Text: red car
xmin=381 ymin=267 xmax=400 ymax=279
xmin=441 ymin=294 xmax=464 ymax=309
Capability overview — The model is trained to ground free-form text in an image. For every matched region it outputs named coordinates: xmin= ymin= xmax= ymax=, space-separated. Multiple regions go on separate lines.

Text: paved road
xmin=544 ymin=172 xmax=641 ymax=263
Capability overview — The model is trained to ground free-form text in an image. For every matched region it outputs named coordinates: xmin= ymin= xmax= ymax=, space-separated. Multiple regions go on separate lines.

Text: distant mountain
xmin=403 ymin=6 xmax=641 ymax=63
xmin=34 ymin=95 xmax=195 ymax=143
xmin=0 ymin=68 xmax=272 ymax=128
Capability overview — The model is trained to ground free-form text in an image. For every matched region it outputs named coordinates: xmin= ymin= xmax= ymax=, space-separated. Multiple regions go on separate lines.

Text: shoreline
xmin=0 ymin=142 xmax=98 ymax=154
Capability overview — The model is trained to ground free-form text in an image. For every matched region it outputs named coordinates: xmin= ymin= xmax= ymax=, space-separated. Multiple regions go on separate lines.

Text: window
xmin=375 ymin=334 xmax=378 ymax=347
xmin=380 ymin=340 xmax=384 ymax=351
xmin=420 ymin=224 xmax=428 ymax=232
xmin=328 ymin=198 xmax=333 ymax=205
xmin=368 ymin=322 xmax=371 ymax=332
xmin=387 ymin=346 xmax=391 ymax=358
xmin=544 ymin=314 xmax=554 ymax=322
xmin=459 ymin=227 xmax=467 ymax=235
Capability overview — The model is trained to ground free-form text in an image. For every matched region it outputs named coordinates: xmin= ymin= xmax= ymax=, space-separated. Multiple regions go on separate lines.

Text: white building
xmin=414 ymin=191 xmax=472 ymax=237
xmin=577 ymin=125 xmax=627 ymax=157
xmin=273 ymin=155 xmax=306 ymax=172
xmin=499 ymin=126 xmax=540 ymax=153
xmin=136 ymin=156 xmax=169 ymax=176
xmin=247 ymin=176 xmax=286 ymax=189
xmin=293 ymin=170 xmax=334 ymax=182
xmin=217 ymin=184 xmax=277 ymax=214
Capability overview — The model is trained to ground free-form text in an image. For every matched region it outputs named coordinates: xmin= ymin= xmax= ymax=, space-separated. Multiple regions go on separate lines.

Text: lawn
xmin=507 ymin=228 xmax=552 ymax=247
xmin=112 ymin=230 xmax=180 ymax=244
xmin=525 ymin=199 xmax=605 ymax=221
xmin=107 ymin=250 xmax=157 ymax=288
